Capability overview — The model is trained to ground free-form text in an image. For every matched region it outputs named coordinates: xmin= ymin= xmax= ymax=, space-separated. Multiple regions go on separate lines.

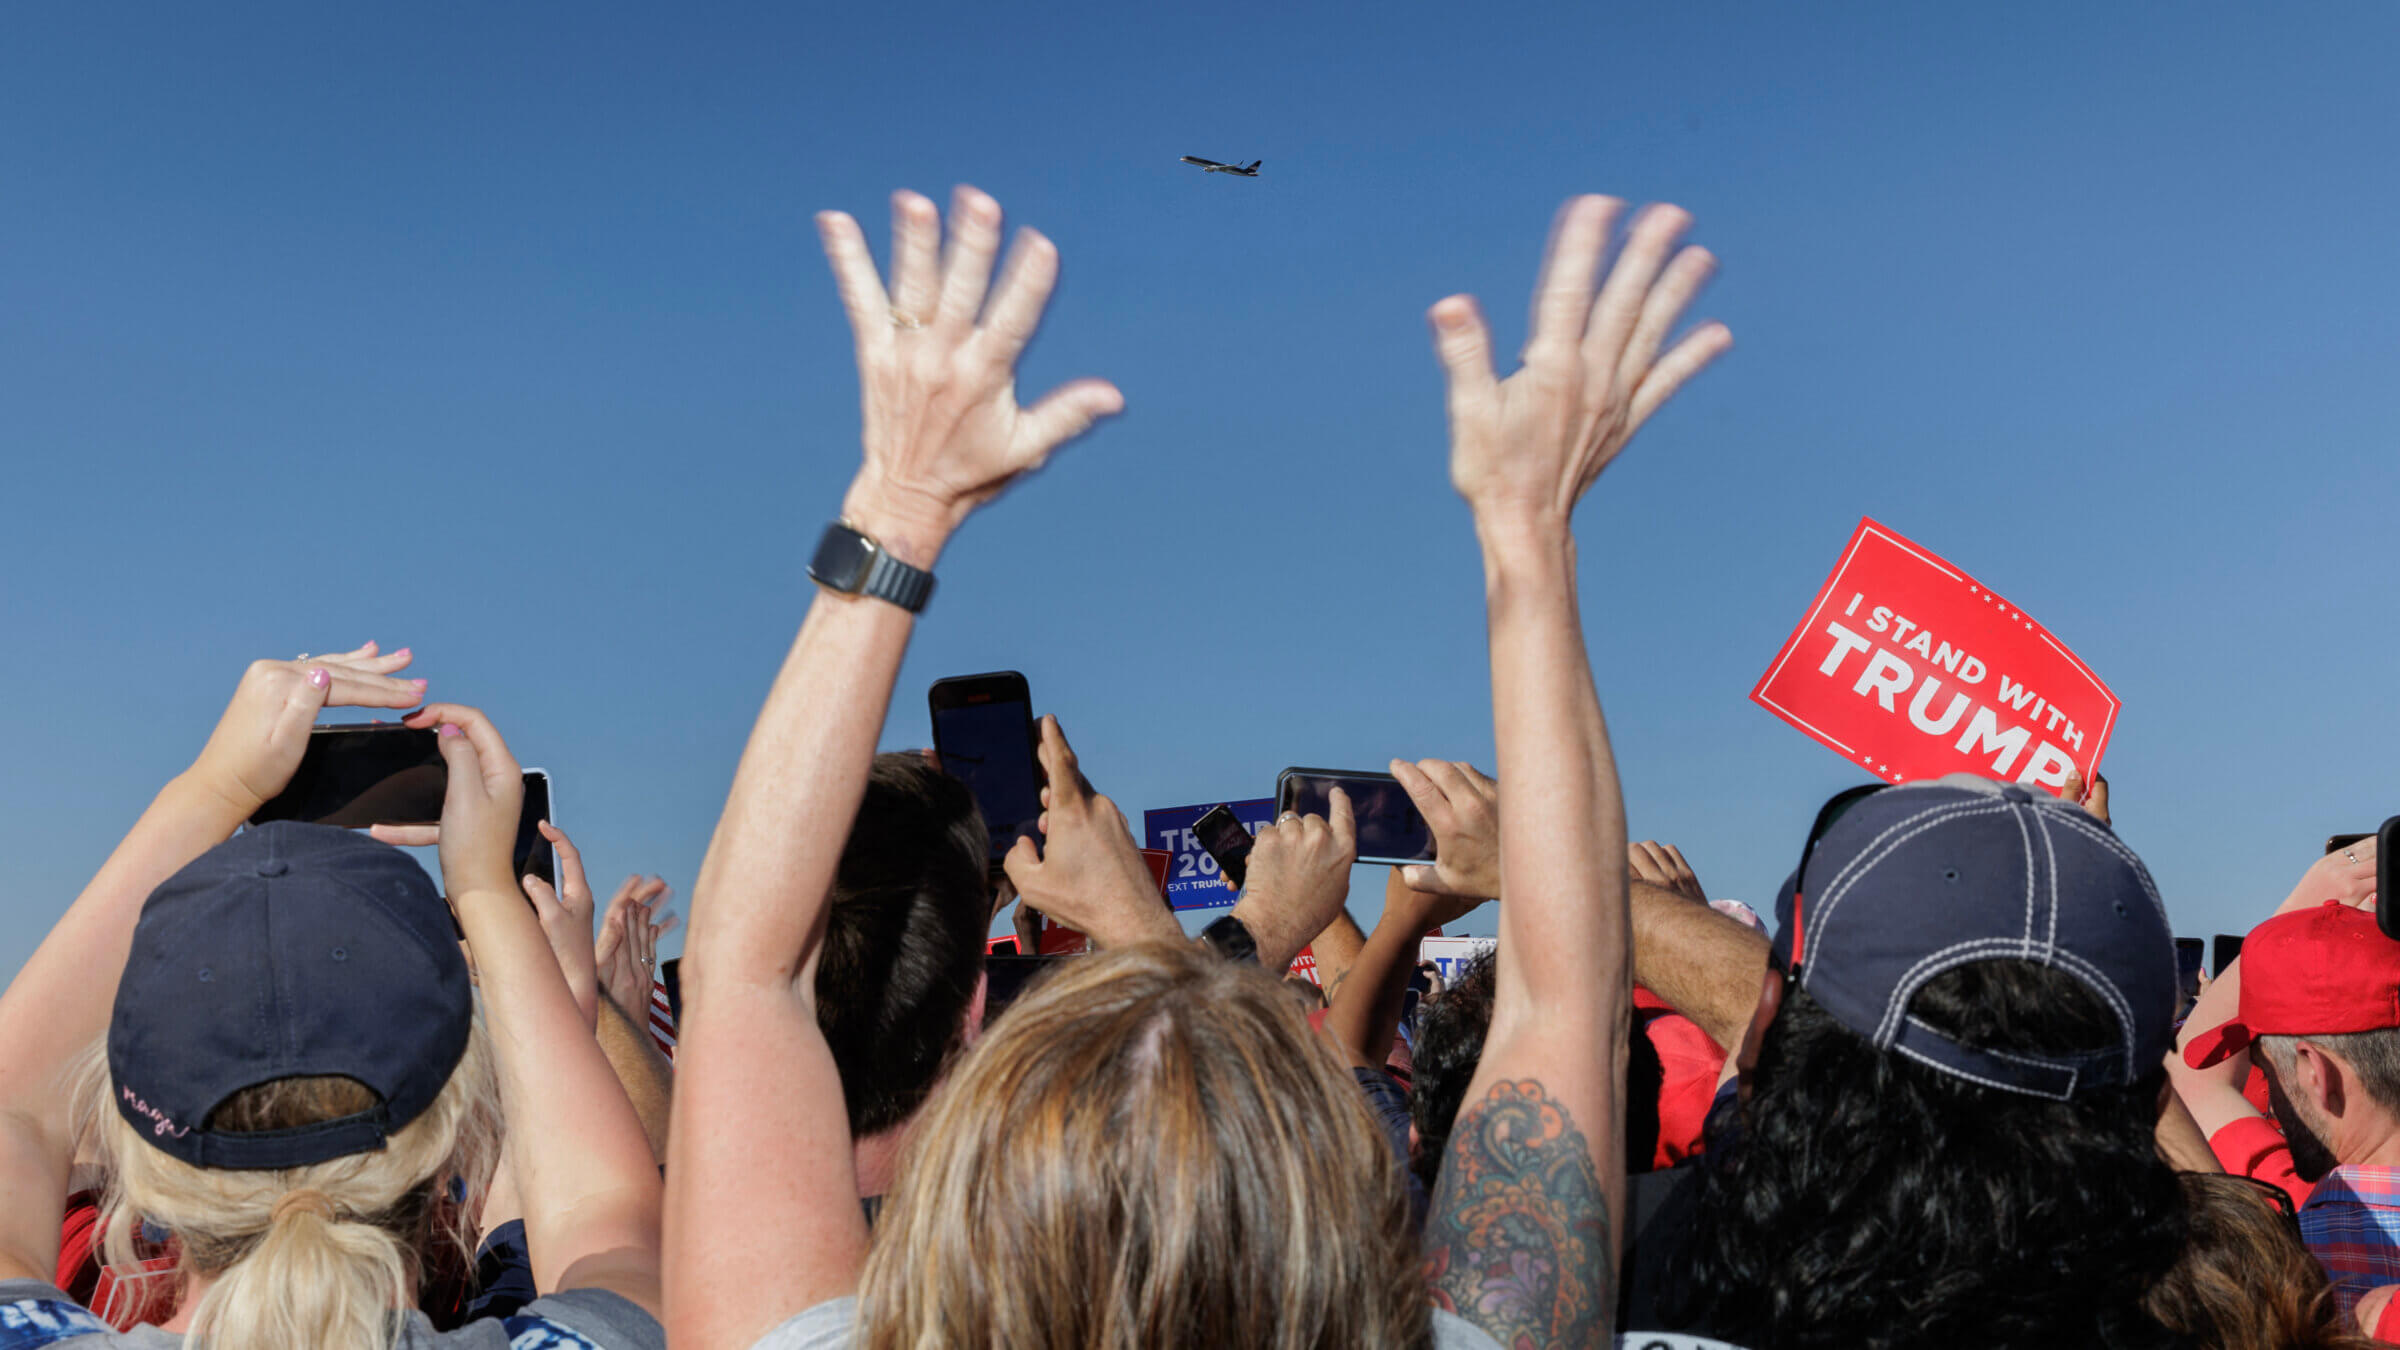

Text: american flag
xmin=647 ymin=974 xmax=676 ymax=1061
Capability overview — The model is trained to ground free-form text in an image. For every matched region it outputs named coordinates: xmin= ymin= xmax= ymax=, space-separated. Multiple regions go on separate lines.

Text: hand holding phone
xmin=929 ymin=672 xmax=1044 ymax=865
xmin=1387 ymin=760 xmax=1500 ymax=897
xmin=1277 ymin=768 xmax=1434 ymax=869
xmin=1000 ymin=716 xmax=1178 ymax=949
xmin=1193 ymin=805 xmax=1255 ymax=890
xmin=1232 ymin=789 xmax=1358 ymax=971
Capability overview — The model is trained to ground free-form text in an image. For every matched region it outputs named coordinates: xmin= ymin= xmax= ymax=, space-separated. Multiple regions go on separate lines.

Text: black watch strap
xmin=1199 ymin=914 xmax=1260 ymax=964
xmin=808 ymin=521 xmax=936 ymax=614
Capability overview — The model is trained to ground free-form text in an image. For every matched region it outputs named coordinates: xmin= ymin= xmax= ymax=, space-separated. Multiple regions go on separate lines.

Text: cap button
xmin=255 ymin=858 xmax=290 ymax=877
xmin=1999 ymin=785 xmax=2033 ymax=804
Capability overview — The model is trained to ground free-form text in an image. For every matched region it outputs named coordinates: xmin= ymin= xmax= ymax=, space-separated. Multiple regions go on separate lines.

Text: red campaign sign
xmin=1751 ymin=518 xmax=2118 ymax=789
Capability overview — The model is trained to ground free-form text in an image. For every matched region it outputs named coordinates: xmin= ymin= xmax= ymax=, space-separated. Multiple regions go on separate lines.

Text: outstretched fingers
xmin=1584 ymin=203 xmax=1691 ymax=381
xmin=1525 ymin=195 xmax=1618 ymax=363
xmin=1014 ymin=378 xmax=1126 ymax=463
xmin=888 ymin=190 xmax=942 ymax=326
xmin=933 ymin=185 xmax=1003 ymax=333
xmin=817 ymin=210 xmax=893 ymax=348
xmin=1616 ymin=243 xmax=1717 ymax=394
xmin=1429 ymin=295 xmax=1499 ymax=425
xmin=1624 ymin=319 xmax=1734 ymax=431
xmin=978 ymin=228 xmax=1061 ymax=364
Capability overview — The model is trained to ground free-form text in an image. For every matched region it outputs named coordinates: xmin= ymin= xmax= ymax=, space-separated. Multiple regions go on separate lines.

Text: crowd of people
xmin=0 ymin=184 xmax=2389 ymax=1350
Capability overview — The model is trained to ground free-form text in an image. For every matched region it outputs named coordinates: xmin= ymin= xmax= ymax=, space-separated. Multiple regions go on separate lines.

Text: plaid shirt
xmin=2299 ymin=1163 xmax=2400 ymax=1314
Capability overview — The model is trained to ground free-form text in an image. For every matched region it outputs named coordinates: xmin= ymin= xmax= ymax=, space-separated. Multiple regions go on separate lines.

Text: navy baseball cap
xmin=107 ymin=822 xmax=474 ymax=1170
xmin=1768 ymin=774 xmax=2175 ymax=1101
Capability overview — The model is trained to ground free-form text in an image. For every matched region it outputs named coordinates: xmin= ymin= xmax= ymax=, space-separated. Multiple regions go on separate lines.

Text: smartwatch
xmin=1198 ymin=914 xmax=1260 ymax=964
xmin=808 ymin=521 xmax=935 ymax=614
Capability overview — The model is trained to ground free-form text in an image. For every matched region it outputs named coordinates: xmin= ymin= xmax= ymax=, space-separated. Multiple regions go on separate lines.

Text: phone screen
xmin=930 ymin=676 xmax=1041 ymax=863
xmin=515 ymin=771 xmax=555 ymax=888
xmin=1194 ymin=805 xmax=1254 ymax=889
xmin=983 ymin=954 xmax=1069 ymax=1021
xmin=2174 ymin=937 xmax=2204 ymax=1008
xmin=251 ymin=726 xmax=446 ymax=827
xmin=2212 ymin=933 xmax=2245 ymax=977
xmin=1277 ymin=768 xmax=1435 ymax=866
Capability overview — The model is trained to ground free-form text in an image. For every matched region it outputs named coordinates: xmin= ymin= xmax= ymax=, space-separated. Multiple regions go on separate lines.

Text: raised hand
xmin=596 ymin=874 xmax=676 ymax=1016
xmin=1392 ymin=759 xmax=1500 ymax=900
xmin=2275 ymin=837 xmax=2378 ymax=917
xmin=405 ymin=704 xmax=524 ymax=903
xmin=2060 ymin=768 xmax=2112 ymax=824
xmin=1231 ymin=790 xmax=1357 ymax=972
xmin=1003 ymin=716 xmax=1178 ymax=949
xmin=1429 ymin=196 xmax=1730 ymax=530
xmin=1628 ymin=840 xmax=1706 ymax=903
xmin=819 ymin=186 xmax=1125 ymax=557
xmin=189 ymin=641 xmax=426 ymax=815
xmin=523 ymin=821 xmax=602 ymax=1029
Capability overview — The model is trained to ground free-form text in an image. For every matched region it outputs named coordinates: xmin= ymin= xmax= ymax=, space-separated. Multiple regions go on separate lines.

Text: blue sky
xmin=4 ymin=3 xmax=2396 ymax=981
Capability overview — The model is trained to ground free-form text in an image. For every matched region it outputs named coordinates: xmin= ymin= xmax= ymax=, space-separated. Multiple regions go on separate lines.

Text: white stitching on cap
xmin=2042 ymin=809 xmax=2170 ymax=920
xmin=1875 ymin=938 xmax=2039 ymax=1042
xmin=2012 ymin=804 xmax=2036 ymax=958
xmin=1807 ymin=800 xmax=2011 ymax=974
xmin=1891 ymin=1038 xmax=2078 ymax=1101
xmin=2039 ymin=806 xmax=2061 ymax=960
xmin=2045 ymin=947 xmax=2141 ymax=1067
xmin=1906 ymin=1013 xmax=2115 ymax=1076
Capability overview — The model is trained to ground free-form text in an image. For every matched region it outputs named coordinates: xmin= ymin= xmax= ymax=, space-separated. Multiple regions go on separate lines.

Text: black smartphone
xmin=982 ymin=954 xmax=1070 ymax=1021
xmin=2212 ymin=933 xmax=2245 ymax=977
xmin=1275 ymin=767 xmax=1435 ymax=867
xmin=1193 ymin=804 xmax=1255 ymax=889
xmin=2174 ymin=937 xmax=2204 ymax=1010
xmin=515 ymin=770 xmax=555 ymax=888
xmin=250 ymin=725 xmax=446 ymax=827
xmin=2377 ymin=817 xmax=2400 ymax=943
xmin=929 ymin=672 xmax=1044 ymax=865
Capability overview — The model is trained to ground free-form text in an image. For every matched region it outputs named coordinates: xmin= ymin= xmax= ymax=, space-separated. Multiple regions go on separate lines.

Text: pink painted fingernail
xmin=438 ymin=724 xmax=463 ymax=739
xmin=411 ymin=678 xmax=430 ymax=690
xmin=393 ymin=647 xmax=412 ymax=660
xmin=307 ymin=668 xmax=330 ymax=689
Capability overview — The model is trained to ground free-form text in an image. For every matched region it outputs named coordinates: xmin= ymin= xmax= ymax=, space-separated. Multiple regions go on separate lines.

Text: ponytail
xmin=71 ymin=1026 xmax=501 ymax=1349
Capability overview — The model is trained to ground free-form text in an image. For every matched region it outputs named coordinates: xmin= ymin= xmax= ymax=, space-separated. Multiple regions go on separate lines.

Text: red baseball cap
xmin=2185 ymin=902 xmax=2400 ymax=1069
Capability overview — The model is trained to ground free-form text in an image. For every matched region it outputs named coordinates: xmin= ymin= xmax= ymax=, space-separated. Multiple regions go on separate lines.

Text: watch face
xmin=810 ymin=524 xmax=872 ymax=591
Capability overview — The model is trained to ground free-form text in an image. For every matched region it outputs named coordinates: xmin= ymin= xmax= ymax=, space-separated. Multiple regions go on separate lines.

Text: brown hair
xmin=2144 ymin=1172 xmax=2380 ymax=1350
xmin=857 ymin=941 xmax=1430 ymax=1350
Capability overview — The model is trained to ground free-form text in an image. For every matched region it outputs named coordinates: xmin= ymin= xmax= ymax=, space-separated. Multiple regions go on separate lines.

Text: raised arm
xmin=414 ymin=704 xmax=665 ymax=1310
xmin=1419 ymin=195 xmax=1728 ymax=1347
xmin=0 ymin=646 xmax=423 ymax=1282
xmin=664 ymin=186 xmax=1121 ymax=1350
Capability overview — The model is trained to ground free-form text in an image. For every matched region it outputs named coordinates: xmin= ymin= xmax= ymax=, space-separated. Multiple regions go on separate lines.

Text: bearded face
xmin=2261 ymin=1049 xmax=2340 ymax=1183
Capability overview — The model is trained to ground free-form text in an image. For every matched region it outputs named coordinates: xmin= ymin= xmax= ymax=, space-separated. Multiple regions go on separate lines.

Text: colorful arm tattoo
xmin=1422 ymin=1079 xmax=1610 ymax=1350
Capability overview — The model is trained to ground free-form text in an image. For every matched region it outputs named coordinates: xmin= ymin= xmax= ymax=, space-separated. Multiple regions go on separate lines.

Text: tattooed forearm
xmin=1422 ymin=1079 xmax=1610 ymax=1349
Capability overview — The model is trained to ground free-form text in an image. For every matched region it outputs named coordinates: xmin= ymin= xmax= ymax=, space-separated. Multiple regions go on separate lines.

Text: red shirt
xmin=2209 ymin=1114 xmax=2314 ymax=1209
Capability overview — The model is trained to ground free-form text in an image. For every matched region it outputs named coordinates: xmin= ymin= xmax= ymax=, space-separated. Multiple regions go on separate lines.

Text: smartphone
xmin=982 ymin=954 xmax=1070 ymax=1021
xmin=1193 ymin=804 xmax=1255 ymax=889
xmin=2212 ymin=933 xmax=2245 ymax=977
xmin=2377 ymin=817 xmax=2400 ymax=943
xmin=1275 ymin=767 xmax=1435 ymax=867
xmin=250 ymin=725 xmax=446 ymax=828
xmin=515 ymin=770 xmax=556 ymax=888
xmin=2174 ymin=937 xmax=2204 ymax=1010
xmin=928 ymin=672 xmax=1044 ymax=865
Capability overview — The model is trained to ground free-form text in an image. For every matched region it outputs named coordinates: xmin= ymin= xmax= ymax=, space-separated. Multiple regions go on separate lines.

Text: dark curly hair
xmin=1667 ymin=959 xmax=2189 ymax=1350
xmin=811 ymin=752 xmax=991 ymax=1138
xmin=1409 ymin=948 xmax=1664 ymax=1192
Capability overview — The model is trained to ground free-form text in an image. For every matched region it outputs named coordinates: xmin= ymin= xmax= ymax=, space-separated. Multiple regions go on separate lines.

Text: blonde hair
xmin=2144 ymin=1172 xmax=2381 ymax=1350
xmin=859 ymin=941 xmax=1430 ymax=1350
xmin=71 ymin=1019 xmax=502 ymax=1349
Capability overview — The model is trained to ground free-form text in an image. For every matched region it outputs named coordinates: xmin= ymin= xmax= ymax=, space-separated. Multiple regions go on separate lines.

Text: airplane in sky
xmin=1180 ymin=156 xmax=1262 ymax=177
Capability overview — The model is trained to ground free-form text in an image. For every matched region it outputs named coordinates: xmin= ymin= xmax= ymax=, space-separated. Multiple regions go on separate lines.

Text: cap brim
xmin=2183 ymin=1019 xmax=2256 ymax=1070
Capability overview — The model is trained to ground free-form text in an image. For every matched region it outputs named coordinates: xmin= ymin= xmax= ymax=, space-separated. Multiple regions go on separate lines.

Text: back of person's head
xmin=77 ymin=1032 xmax=501 ymax=1347
xmin=1409 ymin=949 xmax=1663 ymax=1189
xmin=813 ymin=752 xmax=991 ymax=1138
xmin=79 ymin=822 xmax=501 ymax=1348
xmin=857 ymin=940 xmax=1429 ymax=1350
xmin=2146 ymin=1172 xmax=2379 ymax=1350
xmin=1674 ymin=959 xmax=2186 ymax=1350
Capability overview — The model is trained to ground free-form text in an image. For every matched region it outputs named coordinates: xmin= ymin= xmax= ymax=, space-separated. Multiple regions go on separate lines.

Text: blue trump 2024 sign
xmin=1143 ymin=798 xmax=1277 ymax=911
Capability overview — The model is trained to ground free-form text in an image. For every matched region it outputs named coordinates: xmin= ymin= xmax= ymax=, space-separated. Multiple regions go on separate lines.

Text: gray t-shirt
xmin=748 ymin=1297 xmax=1506 ymax=1349
xmin=0 ymin=1279 xmax=663 ymax=1350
